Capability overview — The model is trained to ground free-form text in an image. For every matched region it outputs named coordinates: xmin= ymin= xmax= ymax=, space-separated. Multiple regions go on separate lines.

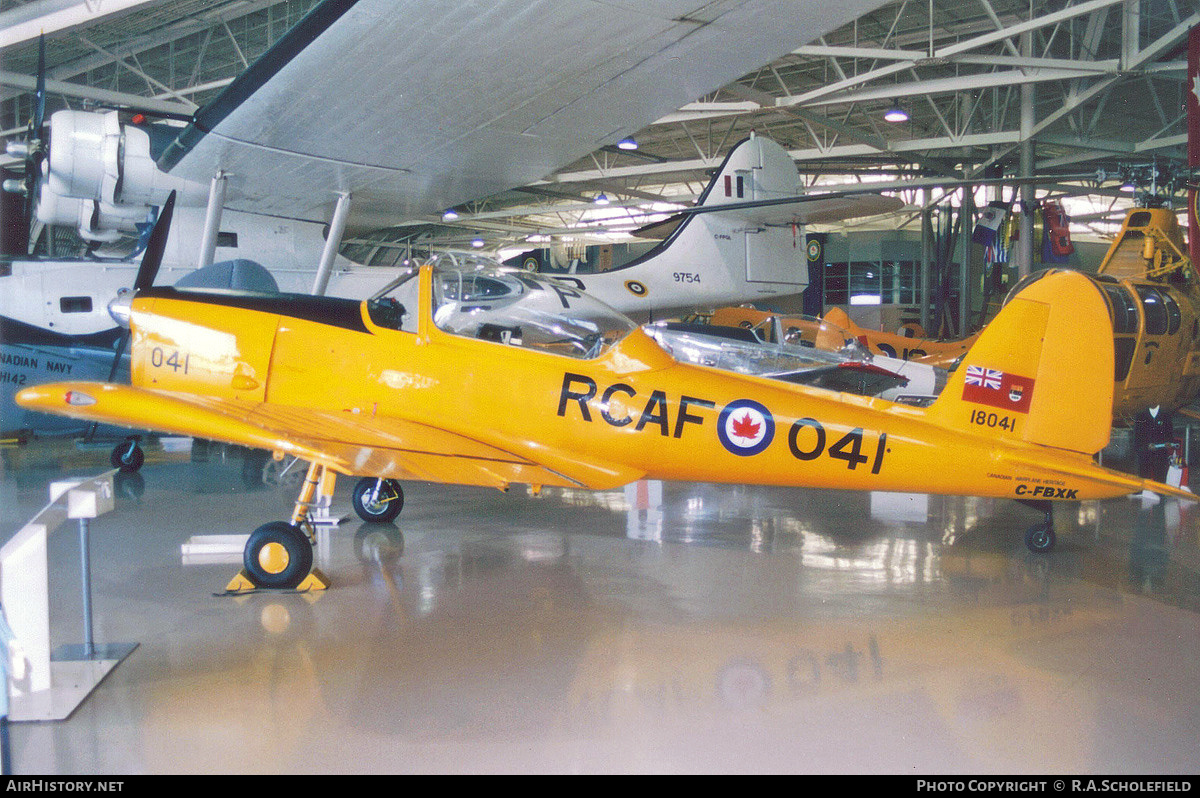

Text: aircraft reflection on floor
xmin=3 ymin=442 xmax=1199 ymax=772
xmin=157 ymin=519 xmax=1192 ymax=773
xmin=525 ymin=477 xmax=1195 ymax=601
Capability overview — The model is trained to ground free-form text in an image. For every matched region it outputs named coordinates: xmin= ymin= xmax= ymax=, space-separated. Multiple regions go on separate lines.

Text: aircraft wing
xmin=15 ymin=382 xmax=643 ymax=490
xmin=157 ymin=0 xmax=891 ymax=228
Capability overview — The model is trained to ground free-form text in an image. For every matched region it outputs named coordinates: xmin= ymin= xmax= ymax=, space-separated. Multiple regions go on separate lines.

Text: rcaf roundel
xmin=717 ymin=399 xmax=775 ymax=456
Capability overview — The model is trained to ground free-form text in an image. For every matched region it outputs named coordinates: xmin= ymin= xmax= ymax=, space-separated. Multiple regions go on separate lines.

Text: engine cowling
xmin=38 ymin=110 xmax=205 ymax=240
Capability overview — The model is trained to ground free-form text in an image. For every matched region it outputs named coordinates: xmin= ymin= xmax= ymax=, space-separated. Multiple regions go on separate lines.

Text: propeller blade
xmin=132 ymin=190 xmax=176 ymax=292
xmin=105 ymin=332 xmax=130 ymax=383
xmin=33 ymin=34 xmax=45 ymax=137
xmin=87 ymin=327 xmax=131 ymax=441
xmin=17 ymin=35 xmax=48 ymax=255
xmin=88 ymin=189 xmax=176 ymax=441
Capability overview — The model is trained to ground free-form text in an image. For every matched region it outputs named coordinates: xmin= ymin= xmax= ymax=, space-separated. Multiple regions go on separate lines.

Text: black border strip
xmin=158 ymin=0 xmax=363 ymax=172
xmin=595 ymin=136 xmax=752 ymax=275
xmin=140 ymin=287 xmax=370 ymax=334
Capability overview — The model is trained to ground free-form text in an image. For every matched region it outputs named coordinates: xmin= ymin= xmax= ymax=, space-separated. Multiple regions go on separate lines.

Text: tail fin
xmin=693 ymin=133 xmax=902 ymax=223
xmin=696 ymin=132 xmax=802 ymax=210
xmin=924 ymin=269 xmax=1113 ymax=455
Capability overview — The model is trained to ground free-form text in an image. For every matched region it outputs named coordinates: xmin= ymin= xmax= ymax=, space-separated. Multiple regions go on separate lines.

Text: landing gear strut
xmin=1018 ymin=499 xmax=1056 ymax=553
xmin=351 ymin=477 xmax=404 ymax=523
xmin=109 ymin=436 xmax=144 ymax=473
xmin=226 ymin=460 xmax=333 ymax=592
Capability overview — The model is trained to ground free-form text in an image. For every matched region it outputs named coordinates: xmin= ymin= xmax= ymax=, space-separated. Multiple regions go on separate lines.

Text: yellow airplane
xmin=14 ymin=196 xmax=1193 ymax=589
xmin=707 ymin=305 xmax=976 ymax=369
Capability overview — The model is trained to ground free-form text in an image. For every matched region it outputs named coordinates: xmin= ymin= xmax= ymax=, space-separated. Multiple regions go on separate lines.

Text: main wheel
xmin=351 ymin=478 xmax=404 ymax=523
xmin=1024 ymin=523 xmax=1056 ymax=554
xmin=110 ymin=439 xmax=144 ymax=472
xmin=243 ymin=522 xmax=313 ymax=589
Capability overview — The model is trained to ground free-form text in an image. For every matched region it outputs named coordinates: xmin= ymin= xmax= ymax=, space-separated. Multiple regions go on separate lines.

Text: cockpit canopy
xmin=367 ymin=252 xmax=637 ymax=359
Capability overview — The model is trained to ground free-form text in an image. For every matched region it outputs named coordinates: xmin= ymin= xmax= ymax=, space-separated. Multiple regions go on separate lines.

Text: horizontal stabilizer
xmin=1004 ymin=449 xmax=1197 ymax=503
xmin=714 ymin=193 xmax=903 ymax=227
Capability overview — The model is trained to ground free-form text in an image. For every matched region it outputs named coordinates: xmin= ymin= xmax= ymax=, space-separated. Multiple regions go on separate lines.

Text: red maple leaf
xmin=731 ymin=412 xmax=761 ymax=440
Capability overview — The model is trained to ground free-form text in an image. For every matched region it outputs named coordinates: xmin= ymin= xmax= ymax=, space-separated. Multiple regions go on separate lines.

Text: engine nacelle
xmin=37 ymin=182 xmax=152 ymax=243
xmin=39 ymin=110 xmax=205 ymax=233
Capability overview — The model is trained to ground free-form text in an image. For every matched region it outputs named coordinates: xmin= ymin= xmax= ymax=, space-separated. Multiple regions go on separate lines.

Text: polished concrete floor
xmin=1 ymin=437 xmax=1198 ymax=774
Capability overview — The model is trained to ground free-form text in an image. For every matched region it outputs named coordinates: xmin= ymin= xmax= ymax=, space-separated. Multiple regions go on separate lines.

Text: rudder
xmin=924 ymin=269 xmax=1113 ymax=455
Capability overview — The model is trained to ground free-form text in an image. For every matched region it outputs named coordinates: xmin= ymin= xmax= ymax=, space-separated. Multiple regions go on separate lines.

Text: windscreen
xmin=410 ymin=254 xmax=636 ymax=359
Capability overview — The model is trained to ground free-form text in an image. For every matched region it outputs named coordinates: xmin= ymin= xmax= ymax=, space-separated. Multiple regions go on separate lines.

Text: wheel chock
xmin=225 ymin=570 xmax=257 ymax=593
xmin=222 ymin=568 xmax=331 ymax=594
xmin=295 ymin=568 xmax=330 ymax=592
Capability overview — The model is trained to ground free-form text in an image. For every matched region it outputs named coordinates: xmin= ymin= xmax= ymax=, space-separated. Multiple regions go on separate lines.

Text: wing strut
xmin=311 ymin=192 xmax=352 ymax=296
xmin=196 ymin=171 xmax=227 ymax=270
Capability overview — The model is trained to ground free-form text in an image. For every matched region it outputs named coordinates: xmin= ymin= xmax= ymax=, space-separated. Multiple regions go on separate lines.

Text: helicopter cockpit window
xmin=1136 ymin=285 xmax=1169 ymax=335
xmin=427 ymin=256 xmax=636 ymax=359
xmin=1164 ymin=291 xmax=1182 ymax=335
xmin=1103 ymin=284 xmax=1140 ymax=335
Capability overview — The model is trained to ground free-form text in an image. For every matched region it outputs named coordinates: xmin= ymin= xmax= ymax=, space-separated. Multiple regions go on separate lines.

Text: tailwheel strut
xmin=225 ymin=460 xmax=333 ymax=592
xmin=351 ymin=477 xmax=404 ymax=523
xmin=1017 ymin=499 xmax=1056 ymax=554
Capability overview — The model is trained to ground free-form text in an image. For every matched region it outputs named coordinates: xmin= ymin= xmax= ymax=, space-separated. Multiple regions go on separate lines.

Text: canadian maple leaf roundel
xmin=716 ymin=399 xmax=775 ymax=456
xmin=730 ymin=412 xmax=761 ymax=440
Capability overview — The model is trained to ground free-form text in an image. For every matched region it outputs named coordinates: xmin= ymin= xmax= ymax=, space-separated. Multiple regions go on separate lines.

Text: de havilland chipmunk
xmin=8 ymin=2 xmax=1199 ymax=592
xmin=15 ymin=189 xmax=1195 ymax=592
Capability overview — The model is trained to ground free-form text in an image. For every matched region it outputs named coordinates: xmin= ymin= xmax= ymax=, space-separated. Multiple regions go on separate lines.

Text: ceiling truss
xmin=1 ymin=0 xmax=1196 ymax=252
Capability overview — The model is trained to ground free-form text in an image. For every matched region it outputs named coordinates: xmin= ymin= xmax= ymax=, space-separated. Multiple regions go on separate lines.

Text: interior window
xmin=59 ymin=296 xmax=93 ymax=313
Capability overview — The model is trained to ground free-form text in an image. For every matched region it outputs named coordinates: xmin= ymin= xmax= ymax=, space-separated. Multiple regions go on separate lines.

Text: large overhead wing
xmin=157 ymin=0 xmax=891 ymax=228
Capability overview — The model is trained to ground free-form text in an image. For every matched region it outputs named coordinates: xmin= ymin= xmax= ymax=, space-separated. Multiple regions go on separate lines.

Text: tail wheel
xmin=243 ymin=522 xmax=313 ymax=589
xmin=1024 ymin=523 xmax=1056 ymax=554
xmin=351 ymin=478 xmax=404 ymax=523
xmin=110 ymin=439 xmax=144 ymax=473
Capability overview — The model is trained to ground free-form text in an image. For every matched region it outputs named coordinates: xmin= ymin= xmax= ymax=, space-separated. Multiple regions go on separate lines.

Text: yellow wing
xmin=15 ymin=382 xmax=643 ymax=490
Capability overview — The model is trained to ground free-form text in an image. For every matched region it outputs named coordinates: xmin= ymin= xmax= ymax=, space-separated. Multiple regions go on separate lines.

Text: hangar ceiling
xmin=1 ymin=0 xmax=1197 ymax=256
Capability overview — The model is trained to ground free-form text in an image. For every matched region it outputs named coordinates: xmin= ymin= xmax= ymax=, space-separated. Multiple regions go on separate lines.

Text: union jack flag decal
xmin=962 ymin=364 xmax=1035 ymax=413
xmin=965 ymin=365 xmax=1002 ymax=390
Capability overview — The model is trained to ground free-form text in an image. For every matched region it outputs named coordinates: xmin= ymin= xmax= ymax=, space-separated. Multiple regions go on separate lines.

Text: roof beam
xmin=0 ymin=69 xmax=195 ymax=117
xmin=541 ymin=131 xmax=1022 ymax=187
xmin=0 ymin=0 xmax=161 ymax=49
xmin=788 ymin=0 xmax=1127 ymax=107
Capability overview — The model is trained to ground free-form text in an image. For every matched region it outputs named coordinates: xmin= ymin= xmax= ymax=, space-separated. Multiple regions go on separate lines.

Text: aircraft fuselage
xmin=104 ymin=269 xmax=1139 ymax=504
